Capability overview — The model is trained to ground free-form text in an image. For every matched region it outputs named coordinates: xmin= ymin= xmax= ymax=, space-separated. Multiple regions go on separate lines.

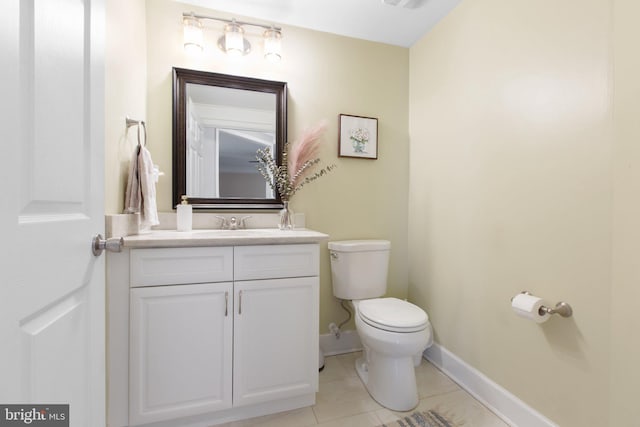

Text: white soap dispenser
xmin=176 ymin=195 xmax=192 ymax=232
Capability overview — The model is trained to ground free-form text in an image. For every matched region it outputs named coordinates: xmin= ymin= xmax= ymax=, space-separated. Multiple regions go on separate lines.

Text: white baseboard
xmin=424 ymin=343 xmax=558 ymax=427
xmin=319 ymin=330 xmax=362 ymax=356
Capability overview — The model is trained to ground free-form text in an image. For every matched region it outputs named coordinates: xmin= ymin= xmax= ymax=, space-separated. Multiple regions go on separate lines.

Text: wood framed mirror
xmin=172 ymin=68 xmax=287 ymax=209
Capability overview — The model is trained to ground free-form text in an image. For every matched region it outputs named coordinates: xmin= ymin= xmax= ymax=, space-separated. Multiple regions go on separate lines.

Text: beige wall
xmin=105 ymin=0 xmax=147 ymax=214
xmin=105 ymin=0 xmax=410 ymax=332
xmin=610 ymin=0 xmax=640 ymax=424
xmin=106 ymin=1 xmax=640 ymax=423
xmin=408 ymin=0 xmax=640 ymax=424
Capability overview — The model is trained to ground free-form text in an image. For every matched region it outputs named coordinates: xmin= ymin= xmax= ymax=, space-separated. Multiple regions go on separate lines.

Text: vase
xmin=278 ymin=201 xmax=295 ymax=230
xmin=351 ymin=138 xmax=367 ymax=153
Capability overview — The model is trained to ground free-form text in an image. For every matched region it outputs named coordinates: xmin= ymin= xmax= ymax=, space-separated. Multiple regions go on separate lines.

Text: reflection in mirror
xmin=173 ymin=68 xmax=287 ymax=209
xmin=185 ymin=85 xmax=275 ymax=199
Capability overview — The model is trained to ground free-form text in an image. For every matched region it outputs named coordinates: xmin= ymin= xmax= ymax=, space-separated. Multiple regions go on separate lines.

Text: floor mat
xmin=375 ymin=409 xmax=456 ymax=427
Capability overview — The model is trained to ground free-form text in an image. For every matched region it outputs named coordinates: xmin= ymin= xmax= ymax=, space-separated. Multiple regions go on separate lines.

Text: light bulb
xmin=224 ymin=21 xmax=245 ymax=56
xmin=263 ymin=28 xmax=282 ymax=62
xmin=183 ymin=15 xmax=203 ymax=53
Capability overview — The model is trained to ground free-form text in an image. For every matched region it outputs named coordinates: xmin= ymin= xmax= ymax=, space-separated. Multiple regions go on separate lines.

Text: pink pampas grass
xmin=255 ymin=120 xmax=335 ymax=201
xmin=288 ymin=120 xmax=328 ymax=188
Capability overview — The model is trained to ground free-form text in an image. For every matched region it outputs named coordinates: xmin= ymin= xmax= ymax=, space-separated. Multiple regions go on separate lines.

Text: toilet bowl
xmin=352 ymin=298 xmax=432 ymax=411
xmin=328 ymin=240 xmax=433 ymax=411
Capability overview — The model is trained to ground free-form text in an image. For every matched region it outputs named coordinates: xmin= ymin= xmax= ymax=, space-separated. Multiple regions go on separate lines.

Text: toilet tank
xmin=328 ymin=240 xmax=391 ymax=300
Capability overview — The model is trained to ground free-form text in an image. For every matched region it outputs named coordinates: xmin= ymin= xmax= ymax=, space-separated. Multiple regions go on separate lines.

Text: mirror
xmin=173 ymin=68 xmax=287 ymax=209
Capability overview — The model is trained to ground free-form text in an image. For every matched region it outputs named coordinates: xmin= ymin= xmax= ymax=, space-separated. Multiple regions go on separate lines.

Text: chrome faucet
xmin=215 ymin=215 xmax=252 ymax=230
xmin=228 ymin=217 xmax=238 ymax=230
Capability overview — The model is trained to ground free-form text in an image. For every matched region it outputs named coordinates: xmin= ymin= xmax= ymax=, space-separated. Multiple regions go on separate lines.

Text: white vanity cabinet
xmin=108 ymin=241 xmax=321 ymax=427
xmin=232 ymin=245 xmax=320 ymax=408
xmin=128 ymin=246 xmax=234 ymax=425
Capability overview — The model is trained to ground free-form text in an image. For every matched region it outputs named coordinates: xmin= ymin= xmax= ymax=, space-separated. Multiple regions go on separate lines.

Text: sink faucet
xmin=228 ymin=217 xmax=238 ymax=230
xmin=215 ymin=215 xmax=252 ymax=230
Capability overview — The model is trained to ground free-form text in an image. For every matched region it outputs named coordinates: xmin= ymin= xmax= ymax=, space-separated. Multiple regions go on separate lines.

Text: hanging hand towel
xmin=123 ymin=145 xmax=141 ymax=214
xmin=137 ymin=145 xmax=160 ymax=227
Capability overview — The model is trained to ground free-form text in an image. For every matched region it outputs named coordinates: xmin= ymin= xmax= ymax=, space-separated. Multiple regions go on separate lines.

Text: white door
xmin=0 ymin=1 xmax=105 ymax=426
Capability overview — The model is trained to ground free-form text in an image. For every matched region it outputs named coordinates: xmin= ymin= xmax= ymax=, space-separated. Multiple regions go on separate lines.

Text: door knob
xmin=92 ymin=234 xmax=124 ymax=256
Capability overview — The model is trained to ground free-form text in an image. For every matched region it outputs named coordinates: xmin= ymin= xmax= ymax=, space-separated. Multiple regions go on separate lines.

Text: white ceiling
xmin=176 ymin=0 xmax=461 ymax=47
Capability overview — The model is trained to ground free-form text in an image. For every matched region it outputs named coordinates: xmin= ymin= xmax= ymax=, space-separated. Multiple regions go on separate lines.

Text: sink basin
xmin=188 ymin=228 xmax=283 ymax=237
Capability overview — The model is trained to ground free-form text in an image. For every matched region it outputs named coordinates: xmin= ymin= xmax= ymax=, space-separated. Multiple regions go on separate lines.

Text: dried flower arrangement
xmin=349 ymin=127 xmax=370 ymax=153
xmin=256 ymin=121 xmax=336 ymax=202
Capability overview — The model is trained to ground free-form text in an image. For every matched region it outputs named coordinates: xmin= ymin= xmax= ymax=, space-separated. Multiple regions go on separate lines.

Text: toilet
xmin=328 ymin=240 xmax=433 ymax=411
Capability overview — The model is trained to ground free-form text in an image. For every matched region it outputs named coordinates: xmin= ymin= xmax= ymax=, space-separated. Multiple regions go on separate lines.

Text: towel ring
xmin=137 ymin=121 xmax=147 ymax=147
xmin=126 ymin=117 xmax=147 ymax=147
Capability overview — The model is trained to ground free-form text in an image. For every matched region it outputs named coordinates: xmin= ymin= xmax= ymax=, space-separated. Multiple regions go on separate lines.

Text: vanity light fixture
xmin=183 ymin=13 xmax=204 ymax=53
xmin=220 ymin=19 xmax=250 ymax=56
xmin=182 ymin=12 xmax=283 ymax=61
xmin=263 ymin=26 xmax=282 ymax=62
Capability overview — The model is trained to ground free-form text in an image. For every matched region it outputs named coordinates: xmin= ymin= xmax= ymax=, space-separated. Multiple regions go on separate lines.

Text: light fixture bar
xmin=182 ymin=12 xmax=283 ymax=61
xmin=182 ymin=12 xmax=281 ymax=32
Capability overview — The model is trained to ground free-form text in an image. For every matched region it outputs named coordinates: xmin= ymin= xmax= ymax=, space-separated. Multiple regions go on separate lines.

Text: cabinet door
xmin=129 ymin=282 xmax=233 ymax=425
xmin=233 ymin=277 xmax=319 ymax=407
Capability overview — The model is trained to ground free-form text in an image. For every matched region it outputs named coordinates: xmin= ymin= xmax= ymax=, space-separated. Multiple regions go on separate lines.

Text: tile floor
xmin=219 ymin=351 xmax=509 ymax=427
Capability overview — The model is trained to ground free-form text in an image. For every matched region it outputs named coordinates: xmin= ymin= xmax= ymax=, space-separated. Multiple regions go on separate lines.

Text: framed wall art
xmin=338 ymin=114 xmax=378 ymax=159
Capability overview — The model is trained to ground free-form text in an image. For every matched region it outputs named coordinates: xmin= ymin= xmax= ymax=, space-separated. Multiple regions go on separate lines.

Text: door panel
xmin=20 ymin=287 xmax=90 ymax=422
xmin=21 ymin=0 xmax=86 ymax=215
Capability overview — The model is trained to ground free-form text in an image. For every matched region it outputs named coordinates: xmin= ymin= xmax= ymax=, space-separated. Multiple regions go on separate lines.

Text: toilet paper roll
xmin=511 ymin=293 xmax=550 ymax=323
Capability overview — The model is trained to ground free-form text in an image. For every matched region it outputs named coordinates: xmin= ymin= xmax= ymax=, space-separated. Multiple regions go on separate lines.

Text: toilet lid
xmin=358 ymin=298 xmax=428 ymax=333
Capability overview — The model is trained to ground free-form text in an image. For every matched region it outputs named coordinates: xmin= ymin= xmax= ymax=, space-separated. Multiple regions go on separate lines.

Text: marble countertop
xmin=122 ymin=228 xmax=330 ymax=248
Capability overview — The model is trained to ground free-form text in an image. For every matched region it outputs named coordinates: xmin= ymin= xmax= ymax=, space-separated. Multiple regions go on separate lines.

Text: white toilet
xmin=328 ymin=240 xmax=433 ymax=411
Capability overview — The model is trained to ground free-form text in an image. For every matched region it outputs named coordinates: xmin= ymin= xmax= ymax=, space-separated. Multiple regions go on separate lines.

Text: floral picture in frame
xmin=339 ymin=114 xmax=378 ymax=159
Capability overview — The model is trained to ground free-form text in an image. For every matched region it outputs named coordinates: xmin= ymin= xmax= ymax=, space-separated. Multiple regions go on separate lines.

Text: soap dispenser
xmin=176 ymin=195 xmax=192 ymax=232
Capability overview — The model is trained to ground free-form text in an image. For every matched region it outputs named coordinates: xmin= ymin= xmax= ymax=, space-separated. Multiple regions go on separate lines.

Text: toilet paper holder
xmin=514 ymin=291 xmax=573 ymax=318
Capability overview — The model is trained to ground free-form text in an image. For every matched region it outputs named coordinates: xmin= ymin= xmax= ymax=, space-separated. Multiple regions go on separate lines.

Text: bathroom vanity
xmin=107 ymin=228 xmax=327 ymax=427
